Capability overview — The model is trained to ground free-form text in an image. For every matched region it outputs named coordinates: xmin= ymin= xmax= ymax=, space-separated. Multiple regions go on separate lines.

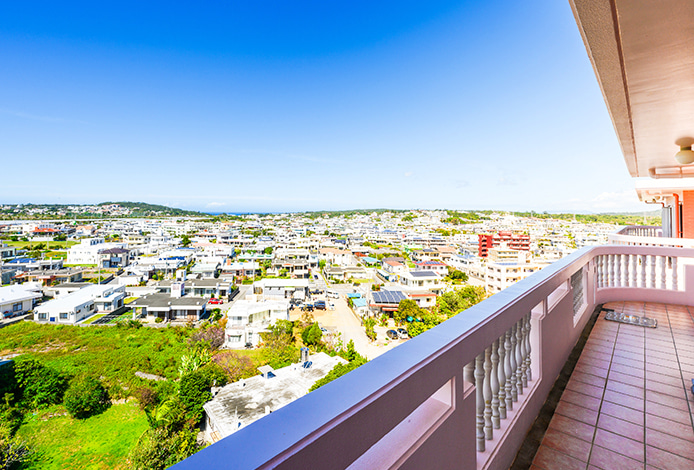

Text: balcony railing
xmin=173 ymin=244 xmax=694 ymax=470
xmin=605 ymin=225 xmax=694 ymax=249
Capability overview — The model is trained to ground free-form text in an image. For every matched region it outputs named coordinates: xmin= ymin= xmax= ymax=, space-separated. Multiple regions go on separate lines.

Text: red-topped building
xmin=478 ymin=231 xmax=530 ymax=258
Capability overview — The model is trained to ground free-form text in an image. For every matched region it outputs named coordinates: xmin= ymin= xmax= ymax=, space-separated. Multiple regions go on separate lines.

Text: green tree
xmin=394 ymin=299 xmax=419 ymax=325
xmin=181 ymin=235 xmax=191 ymax=247
xmin=263 ymin=247 xmax=273 ymax=255
xmin=63 ymin=376 xmax=111 ymax=419
xmin=363 ymin=317 xmax=377 ymax=341
xmin=301 ymin=323 xmax=323 ymax=346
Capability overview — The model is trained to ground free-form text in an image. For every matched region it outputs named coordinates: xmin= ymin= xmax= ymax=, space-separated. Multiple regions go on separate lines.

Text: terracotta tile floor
xmin=532 ymin=302 xmax=694 ymax=470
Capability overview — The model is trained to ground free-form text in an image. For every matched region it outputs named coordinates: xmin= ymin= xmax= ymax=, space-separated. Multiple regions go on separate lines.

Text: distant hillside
xmin=98 ymin=202 xmax=205 ymax=217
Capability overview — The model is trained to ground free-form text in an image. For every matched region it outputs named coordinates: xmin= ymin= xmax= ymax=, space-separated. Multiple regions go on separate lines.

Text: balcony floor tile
xmin=532 ymin=302 xmax=694 ymax=470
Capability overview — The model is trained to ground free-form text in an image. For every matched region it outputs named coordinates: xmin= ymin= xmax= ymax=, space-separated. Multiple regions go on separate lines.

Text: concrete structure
xmin=399 ymin=270 xmax=445 ymax=294
xmin=203 ymin=352 xmax=346 ymax=442
xmin=224 ymin=299 xmax=290 ymax=348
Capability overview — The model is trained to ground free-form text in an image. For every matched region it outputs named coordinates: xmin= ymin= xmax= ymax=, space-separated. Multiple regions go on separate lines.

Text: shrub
xmin=63 ymin=376 xmax=111 ymax=419
xmin=0 ymin=424 xmax=31 ymax=470
xmin=155 ymin=317 xmax=164 ymax=324
xmin=127 ymin=426 xmax=198 ymax=470
xmin=189 ymin=326 xmax=224 ymax=351
xmin=14 ymin=359 xmax=68 ymax=409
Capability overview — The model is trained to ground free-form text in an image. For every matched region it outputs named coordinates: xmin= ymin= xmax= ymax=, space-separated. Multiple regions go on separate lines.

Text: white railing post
xmin=631 ymin=254 xmax=638 ymax=287
xmin=650 ymin=255 xmax=656 ymax=288
xmin=615 ymin=254 xmax=621 ymax=287
xmin=609 ymin=254 xmax=615 ymax=287
xmin=640 ymin=255 xmax=647 ymax=288
xmin=520 ymin=318 xmax=528 ymax=388
xmin=672 ymin=257 xmax=678 ymax=290
xmin=497 ymin=337 xmax=507 ymax=420
xmin=524 ymin=312 xmax=532 ymax=382
xmin=509 ymin=325 xmax=518 ymax=402
xmin=504 ymin=330 xmax=513 ymax=411
xmin=491 ymin=339 xmax=500 ymax=430
xmin=475 ymin=352 xmax=485 ymax=452
xmin=515 ymin=320 xmax=524 ymax=396
xmin=660 ymin=256 xmax=667 ymax=290
xmin=484 ymin=346 xmax=493 ymax=441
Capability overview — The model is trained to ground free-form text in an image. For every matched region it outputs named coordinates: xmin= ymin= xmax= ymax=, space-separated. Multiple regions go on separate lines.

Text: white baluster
xmin=660 ymin=256 xmax=667 ymax=290
xmin=640 ymin=255 xmax=647 ymax=288
xmin=650 ymin=255 xmax=656 ymax=288
xmin=515 ymin=320 xmax=523 ymax=396
xmin=520 ymin=318 xmax=528 ymax=388
xmin=484 ymin=346 xmax=492 ymax=440
xmin=672 ymin=257 xmax=678 ymax=290
xmin=475 ymin=353 xmax=485 ymax=452
xmin=615 ymin=254 xmax=621 ymax=287
xmin=524 ymin=312 xmax=532 ymax=383
xmin=609 ymin=254 xmax=615 ymax=287
xmin=631 ymin=254 xmax=637 ymax=287
xmin=491 ymin=339 xmax=500 ymax=429
xmin=498 ymin=337 xmax=507 ymax=420
xmin=504 ymin=330 xmax=513 ymax=411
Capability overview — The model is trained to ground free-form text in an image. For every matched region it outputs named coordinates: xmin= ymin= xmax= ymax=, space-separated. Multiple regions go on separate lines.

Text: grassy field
xmin=1 ymin=240 xmax=79 ymax=248
xmin=81 ymin=314 xmax=106 ymax=325
xmin=17 ymin=401 xmax=148 ymax=470
xmin=0 ymin=321 xmax=194 ymax=392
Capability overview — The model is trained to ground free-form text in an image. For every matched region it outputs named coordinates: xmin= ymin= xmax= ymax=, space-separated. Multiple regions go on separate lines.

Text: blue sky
xmin=0 ymin=0 xmax=651 ymax=214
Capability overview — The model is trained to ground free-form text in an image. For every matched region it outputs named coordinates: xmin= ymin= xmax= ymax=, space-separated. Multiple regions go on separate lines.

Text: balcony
xmin=172 ymin=244 xmax=694 ymax=469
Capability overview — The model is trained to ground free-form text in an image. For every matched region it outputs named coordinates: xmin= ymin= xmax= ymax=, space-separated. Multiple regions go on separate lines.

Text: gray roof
xmin=410 ymin=270 xmax=438 ymax=278
xmin=130 ymin=293 xmax=207 ymax=309
xmin=158 ymin=279 xmax=230 ymax=287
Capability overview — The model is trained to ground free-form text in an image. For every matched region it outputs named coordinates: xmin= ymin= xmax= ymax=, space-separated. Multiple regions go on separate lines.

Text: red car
xmin=208 ymin=298 xmax=224 ymax=305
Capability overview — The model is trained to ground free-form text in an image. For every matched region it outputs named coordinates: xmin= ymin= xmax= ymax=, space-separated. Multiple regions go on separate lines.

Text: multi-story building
xmin=478 ymin=231 xmax=531 ymax=258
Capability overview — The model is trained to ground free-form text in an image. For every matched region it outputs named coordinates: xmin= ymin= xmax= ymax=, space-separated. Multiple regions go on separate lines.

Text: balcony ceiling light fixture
xmin=675 ymin=137 xmax=694 ymax=165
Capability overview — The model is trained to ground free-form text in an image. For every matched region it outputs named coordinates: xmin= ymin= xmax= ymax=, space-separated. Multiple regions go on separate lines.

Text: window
xmin=59 ymin=312 xmax=68 ymax=319
xmin=12 ymin=302 xmax=22 ymax=312
xmin=38 ymin=313 xmax=47 ymax=320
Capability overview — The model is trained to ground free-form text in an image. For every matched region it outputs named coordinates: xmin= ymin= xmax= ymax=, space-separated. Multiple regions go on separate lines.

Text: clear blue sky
xmin=0 ymin=0 xmax=651 ymax=214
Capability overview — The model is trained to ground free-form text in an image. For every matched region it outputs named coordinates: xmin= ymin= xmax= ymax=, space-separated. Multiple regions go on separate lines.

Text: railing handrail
xmin=174 ymin=244 xmax=694 ymax=470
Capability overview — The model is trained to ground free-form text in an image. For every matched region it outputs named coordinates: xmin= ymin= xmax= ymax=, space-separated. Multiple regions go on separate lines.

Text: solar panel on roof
xmin=372 ymin=290 xmax=406 ymax=304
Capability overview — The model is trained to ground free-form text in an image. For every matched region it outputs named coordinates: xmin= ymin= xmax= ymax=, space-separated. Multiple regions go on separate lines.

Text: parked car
xmin=302 ymin=303 xmax=314 ymax=312
xmin=397 ymin=328 xmax=408 ymax=339
xmin=386 ymin=329 xmax=399 ymax=340
xmin=326 ymin=290 xmax=339 ymax=299
xmin=314 ymin=300 xmax=326 ymax=310
xmin=208 ymin=298 xmax=224 ymax=305
xmin=320 ymin=326 xmax=329 ymax=334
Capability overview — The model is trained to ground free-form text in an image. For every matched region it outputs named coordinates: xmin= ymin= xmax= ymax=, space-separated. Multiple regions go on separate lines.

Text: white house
xmin=34 ymin=284 xmax=126 ymax=324
xmin=225 ymin=299 xmax=290 ymax=348
xmin=67 ymin=238 xmax=128 ymax=265
xmin=0 ymin=284 xmax=42 ymax=319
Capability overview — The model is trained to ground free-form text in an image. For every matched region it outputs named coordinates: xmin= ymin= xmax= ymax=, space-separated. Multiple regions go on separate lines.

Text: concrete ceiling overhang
xmin=570 ymin=0 xmax=694 ymax=178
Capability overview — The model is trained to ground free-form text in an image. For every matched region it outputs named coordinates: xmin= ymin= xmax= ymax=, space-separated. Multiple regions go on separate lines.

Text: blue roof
xmin=372 ymin=290 xmax=406 ymax=304
xmin=7 ymin=257 xmax=36 ymax=264
xmin=346 ymin=293 xmax=362 ymax=298
xmin=362 ymin=257 xmax=378 ymax=263
xmin=352 ymin=298 xmax=367 ymax=308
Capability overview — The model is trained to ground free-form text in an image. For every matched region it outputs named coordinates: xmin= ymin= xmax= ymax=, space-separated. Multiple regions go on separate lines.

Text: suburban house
xmin=319 ymin=247 xmax=355 ymax=267
xmin=0 ymin=243 xmax=17 ymax=260
xmin=414 ymin=260 xmax=449 ymax=276
xmin=67 ymin=238 xmax=128 ymax=265
xmin=130 ymin=293 xmax=208 ymax=322
xmin=225 ymin=299 xmax=290 ymax=348
xmin=15 ymin=267 xmax=85 ymax=286
xmin=381 ymin=258 xmax=408 ymax=275
xmin=34 ymin=284 xmax=126 ymax=324
xmin=399 ymin=270 xmax=445 ymax=294
xmin=252 ymin=279 xmax=309 ymax=301
xmin=0 ymin=284 xmax=42 ymax=319
xmin=368 ymin=289 xmax=407 ymax=315
xmin=98 ymin=247 xmax=131 ymax=268
xmin=222 ymin=261 xmax=260 ymax=279
xmin=156 ymin=279 xmax=234 ymax=299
